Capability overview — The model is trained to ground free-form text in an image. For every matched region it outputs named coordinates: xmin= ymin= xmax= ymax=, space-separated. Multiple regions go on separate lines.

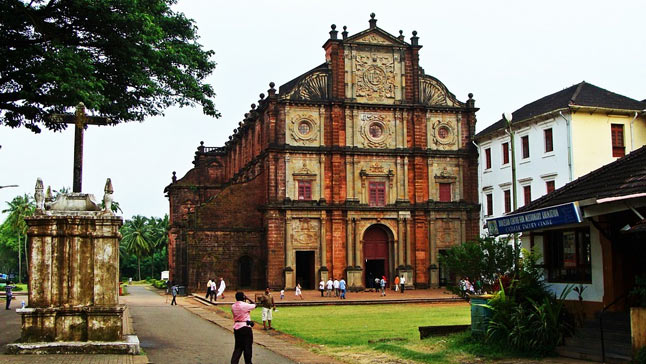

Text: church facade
xmin=165 ymin=15 xmax=480 ymax=292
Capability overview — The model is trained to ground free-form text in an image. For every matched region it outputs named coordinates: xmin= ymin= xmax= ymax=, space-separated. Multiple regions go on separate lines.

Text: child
xmin=280 ymin=289 xmax=285 ymax=300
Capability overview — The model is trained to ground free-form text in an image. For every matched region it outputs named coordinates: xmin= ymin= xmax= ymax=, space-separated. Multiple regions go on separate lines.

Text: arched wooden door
xmin=363 ymin=225 xmax=389 ymax=287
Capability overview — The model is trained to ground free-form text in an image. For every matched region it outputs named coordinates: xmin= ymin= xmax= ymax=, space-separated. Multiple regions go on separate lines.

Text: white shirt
xmin=333 ymin=280 xmax=340 ymax=289
xmin=210 ymin=281 xmax=217 ymax=290
xmin=319 ymin=281 xmax=325 ymax=290
xmin=400 ymin=276 xmax=406 ymax=284
xmin=207 ymin=280 xmax=213 ymax=289
xmin=326 ymin=280 xmax=333 ymax=289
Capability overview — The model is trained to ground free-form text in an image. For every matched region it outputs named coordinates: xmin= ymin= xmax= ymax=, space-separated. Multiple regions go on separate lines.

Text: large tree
xmin=1 ymin=194 xmax=35 ymax=282
xmin=121 ymin=215 xmax=152 ymax=281
xmin=1 ymin=0 xmax=219 ymax=133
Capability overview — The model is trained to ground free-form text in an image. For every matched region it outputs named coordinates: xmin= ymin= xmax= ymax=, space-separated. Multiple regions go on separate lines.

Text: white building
xmin=475 ymin=81 xmax=646 ymax=236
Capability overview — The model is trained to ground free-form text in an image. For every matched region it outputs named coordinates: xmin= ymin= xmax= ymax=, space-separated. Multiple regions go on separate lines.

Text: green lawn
xmin=218 ymin=303 xmax=530 ymax=364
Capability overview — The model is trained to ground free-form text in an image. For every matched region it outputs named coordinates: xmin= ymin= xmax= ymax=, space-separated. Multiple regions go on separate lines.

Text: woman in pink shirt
xmin=231 ymin=292 xmax=256 ymax=364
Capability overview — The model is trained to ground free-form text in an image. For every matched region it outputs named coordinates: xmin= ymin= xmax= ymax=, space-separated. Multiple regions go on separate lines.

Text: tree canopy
xmin=1 ymin=0 xmax=219 ymax=133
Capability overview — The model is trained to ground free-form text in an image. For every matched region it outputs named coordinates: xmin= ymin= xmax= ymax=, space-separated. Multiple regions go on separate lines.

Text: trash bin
xmin=470 ymin=294 xmax=493 ymax=336
xmin=177 ymin=286 xmax=186 ymax=296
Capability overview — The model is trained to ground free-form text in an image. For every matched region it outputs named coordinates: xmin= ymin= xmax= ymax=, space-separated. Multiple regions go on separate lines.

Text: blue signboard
xmin=486 ymin=202 xmax=582 ymax=236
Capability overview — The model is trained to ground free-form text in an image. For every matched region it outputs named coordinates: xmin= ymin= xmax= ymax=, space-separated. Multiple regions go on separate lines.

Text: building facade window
xmin=486 ymin=193 xmax=493 ymax=216
xmin=544 ymin=128 xmax=553 ymax=153
xmin=504 ymin=189 xmax=511 ymax=213
xmin=544 ymin=228 xmax=591 ymax=283
xmin=439 ymin=183 xmax=451 ymax=202
xmin=611 ymin=124 xmax=625 ymax=158
xmin=485 ymin=148 xmax=492 ymax=169
xmin=546 ymin=180 xmax=555 ymax=194
xmin=523 ymin=185 xmax=531 ymax=206
xmin=501 ymin=142 xmax=509 ymax=165
xmin=368 ymin=181 xmax=386 ymax=207
xmin=521 ymin=135 xmax=530 ymax=159
xmin=297 ymin=180 xmax=312 ymax=200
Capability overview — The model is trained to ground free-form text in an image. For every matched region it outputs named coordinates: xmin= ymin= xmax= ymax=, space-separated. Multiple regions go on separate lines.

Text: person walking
xmin=333 ymin=278 xmax=340 ymax=297
xmin=217 ymin=277 xmax=226 ymax=300
xmin=400 ymin=275 xmax=406 ymax=293
xmin=260 ymin=288 xmax=276 ymax=330
xmin=374 ymin=276 xmax=380 ymax=292
xmin=394 ymin=275 xmax=400 ymax=292
xmin=206 ymin=279 xmax=213 ymax=300
xmin=326 ymin=278 xmax=333 ymax=297
xmin=295 ymin=282 xmax=304 ymax=300
xmin=170 ymin=283 xmax=178 ymax=305
xmin=231 ymin=292 xmax=256 ymax=364
xmin=339 ymin=278 xmax=346 ymax=299
xmin=210 ymin=278 xmax=218 ymax=302
xmin=5 ymin=281 xmax=15 ymax=310
xmin=380 ymin=276 xmax=387 ymax=296
xmin=319 ymin=279 xmax=325 ymax=297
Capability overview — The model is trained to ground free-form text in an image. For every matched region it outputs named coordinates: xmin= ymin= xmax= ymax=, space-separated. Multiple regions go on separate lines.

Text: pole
xmin=505 ymin=113 xmax=520 ymax=272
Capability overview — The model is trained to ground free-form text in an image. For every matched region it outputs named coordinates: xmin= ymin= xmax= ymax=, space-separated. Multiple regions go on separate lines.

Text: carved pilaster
xmin=404 ymin=157 xmax=409 ymax=201
xmin=346 ymin=217 xmax=353 ymax=267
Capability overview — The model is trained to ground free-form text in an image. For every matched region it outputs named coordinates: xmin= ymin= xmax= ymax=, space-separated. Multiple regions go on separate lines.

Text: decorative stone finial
xmin=102 ymin=178 xmax=114 ymax=214
xmin=172 ymin=171 xmax=177 ymax=183
xmin=468 ymin=93 xmax=474 ymax=99
xmin=35 ymin=178 xmax=45 ymax=211
xmin=467 ymin=93 xmax=475 ymax=108
xmin=398 ymin=30 xmax=405 ymax=41
xmin=369 ymin=13 xmax=377 ymax=28
xmin=259 ymin=93 xmax=265 ymax=100
xmin=268 ymin=82 xmax=276 ymax=97
xmin=46 ymin=186 xmax=53 ymax=201
xmin=342 ymin=25 xmax=348 ymax=40
xmin=251 ymin=103 xmax=256 ymax=110
xmin=411 ymin=30 xmax=419 ymax=46
xmin=329 ymin=24 xmax=338 ymax=40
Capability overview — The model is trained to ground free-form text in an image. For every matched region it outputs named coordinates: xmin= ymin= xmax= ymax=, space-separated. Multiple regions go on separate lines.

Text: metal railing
xmin=599 ymin=292 xmax=628 ymax=363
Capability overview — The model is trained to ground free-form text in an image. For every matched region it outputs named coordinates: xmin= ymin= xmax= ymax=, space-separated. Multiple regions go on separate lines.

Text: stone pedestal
xmin=8 ymin=181 xmax=138 ymax=354
xmin=347 ymin=267 xmax=363 ymax=291
xmin=284 ymin=267 xmax=294 ymax=289
xmin=319 ymin=267 xmax=329 ymax=283
xmin=398 ymin=267 xmax=414 ymax=289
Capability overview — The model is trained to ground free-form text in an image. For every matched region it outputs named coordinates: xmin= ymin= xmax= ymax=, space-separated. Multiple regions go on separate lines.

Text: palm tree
xmin=120 ymin=215 xmax=152 ymax=281
xmin=2 ymin=194 xmax=35 ymax=283
xmin=147 ymin=215 xmax=169 ymax=279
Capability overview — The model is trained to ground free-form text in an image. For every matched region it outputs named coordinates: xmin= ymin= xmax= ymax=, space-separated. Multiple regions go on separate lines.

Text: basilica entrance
xmin=363 ymin=225 xmax=390 ymax=287
xmin=296 ymin=251 xmax=315 ymax=289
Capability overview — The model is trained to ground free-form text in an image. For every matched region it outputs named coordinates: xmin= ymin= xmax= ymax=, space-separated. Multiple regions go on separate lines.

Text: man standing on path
xmin=319 ymin=279 xmax=325 ymax=297
xmin=260 ymin=288 xmax=276 ymax=330
xmin=5 ymin=281 xmax=15 ymax=310
xmin=231 ymin=292 xmax=256 ymax=364
xmin=339 ymin=278 xmax=346 ymax=299
xmin=170 ymin=283 xmax=178 ymax=305
xmin=400 ymin=275 xmax=406 ymax=293
xmin=333 ymin=278 xmax=340 ymax=297
xmin=380 ymin=276 xmax=387 ymax=296
xmin=210 ymin=278 xmax=218 ymax=302
xmin=326 ymin=278 xmax=333 ymax=297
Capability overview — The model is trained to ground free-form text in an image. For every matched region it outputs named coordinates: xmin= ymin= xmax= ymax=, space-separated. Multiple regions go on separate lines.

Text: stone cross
xmin=51 ymin=103 xmax=111 ymax=192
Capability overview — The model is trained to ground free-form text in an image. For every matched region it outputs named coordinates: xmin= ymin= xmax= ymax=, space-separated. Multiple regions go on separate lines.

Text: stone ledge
xmin=6 ymin=335 xmax=140 ymax=355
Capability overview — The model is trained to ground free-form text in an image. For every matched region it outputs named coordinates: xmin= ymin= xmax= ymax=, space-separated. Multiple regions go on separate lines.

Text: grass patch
xmin=218 ymin=303 xmax=536 ymax=363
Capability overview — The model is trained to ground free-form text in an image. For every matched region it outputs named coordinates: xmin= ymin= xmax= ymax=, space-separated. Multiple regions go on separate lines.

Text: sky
xmin=1 ymin=0 xmax=644 ymax=220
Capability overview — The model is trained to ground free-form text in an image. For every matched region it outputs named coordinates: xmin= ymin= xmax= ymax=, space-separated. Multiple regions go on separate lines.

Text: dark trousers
xmin=206 ymin=288 xmax=211 ymax=299
xmin=171 ymin=295 xmax=177 ymax=305
xmin=320 ymin=289 xmax=324 ymax=297
xmin=5 ymin=295 xmax=12 ymax=309
xmin=400 ymin=283 xmax=405 ymax=293
xmin=231 ymin=326 xmax=253 ymax=364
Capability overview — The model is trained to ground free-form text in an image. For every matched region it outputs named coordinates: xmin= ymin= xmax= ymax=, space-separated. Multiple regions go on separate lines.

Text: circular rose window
xmin=369 ymin=123 xmax=383 ymax=138
xmin=298 ymin=121 xmax=311 ymax=136
xmin=438 ymin=126 xmax=450 ymax=139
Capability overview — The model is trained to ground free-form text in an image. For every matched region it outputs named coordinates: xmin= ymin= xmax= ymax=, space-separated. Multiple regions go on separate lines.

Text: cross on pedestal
xmin=51 ymin=103 xmax=111 ymax=192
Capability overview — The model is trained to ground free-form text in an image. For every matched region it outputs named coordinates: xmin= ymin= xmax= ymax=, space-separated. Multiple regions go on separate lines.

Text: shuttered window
xmin=369 ymin=182 xmax=386 ymax=207
xmin=544 ymin=128 xmax=553 ymax=153
xmin=485 ymin=148 xmax=492 ymax=169
xmin=502 ymin=142 xmax=509 ymax=165
xmin=611 ymin=124 xmax=625 ymax=157
xmin=546 ymin=180 xmax=555 ymax=194
xmin=298 ymin=180 xmax=312 ymax=200
xmin=439 ymin=183 xmax=451 ymax=202
xmin=521 ymin=135 xmax=530 ymax=159
xmin=486 ymin=193 xmax=493 ymax=216
xmin=504 ymin=190 xmax=511 ymax=213
xmin=523 ymin=185 xmax=532 ymax=206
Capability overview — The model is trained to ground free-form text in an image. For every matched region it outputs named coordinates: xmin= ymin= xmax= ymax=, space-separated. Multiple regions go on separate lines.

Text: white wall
xmin=478 ymin=114 xmax=572 ymax=236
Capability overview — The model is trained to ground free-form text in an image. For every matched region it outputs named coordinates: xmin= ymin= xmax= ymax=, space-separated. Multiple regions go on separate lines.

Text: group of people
xmin=319 ymin=277 xmax=347 ymax=299
xmin=205 ymin=277 xmax=226 ymax=302
xmin=368 ymin=274 xmax=406 ymax=296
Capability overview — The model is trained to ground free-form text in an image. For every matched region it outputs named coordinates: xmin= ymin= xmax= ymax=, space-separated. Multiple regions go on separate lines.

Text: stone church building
xmin=165 ymin=14 xmax=480 ymax=293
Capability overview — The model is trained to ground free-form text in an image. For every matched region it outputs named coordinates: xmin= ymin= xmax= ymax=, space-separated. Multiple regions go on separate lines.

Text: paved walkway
xmin=122 ymin=286 xmax=294 ymax=364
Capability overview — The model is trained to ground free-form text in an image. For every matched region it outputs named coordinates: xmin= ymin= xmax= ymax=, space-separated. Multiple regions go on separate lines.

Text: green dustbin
xmin=470 ymin=294 xmax=493 ymax=336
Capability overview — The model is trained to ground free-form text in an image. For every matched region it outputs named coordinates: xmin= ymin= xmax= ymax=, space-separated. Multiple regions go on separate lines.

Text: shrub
xmin=635 ymin=346 xmax=646 ymax=364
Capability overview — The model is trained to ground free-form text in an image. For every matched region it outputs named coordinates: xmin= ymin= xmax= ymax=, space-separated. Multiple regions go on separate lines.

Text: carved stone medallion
xmin=355 ymin=53 xmax=395 ymax=102
xmin=359 ymin=113 xmax=393 ymax=148
xmin=431 ymin=120 xmax=457 ymax=147
xmin=290 ymin=114 xmax=319 ymax=144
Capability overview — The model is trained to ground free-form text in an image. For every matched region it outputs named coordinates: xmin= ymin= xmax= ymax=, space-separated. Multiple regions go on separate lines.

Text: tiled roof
xmin=476 ymin=81 xmax=646 ymax=139
xmin=516 ymin=145 xmax=646 ymax=212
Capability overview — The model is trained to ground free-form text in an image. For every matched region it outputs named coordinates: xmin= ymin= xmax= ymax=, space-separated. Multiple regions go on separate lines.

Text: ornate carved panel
xmin=428 ymin=113 xmax=459 ymax=151
xmin=359 ymin=112 xmax=394 ymax=148
xmin=354 ymin=34 xmax=394 ymax=45
xmin=287 ymin=109 xmax=320 ymax=146
xmin=281 ymin=71 xmax=328 ymax=101
xmin=291 ymin=218 xmax=320 ymax=248
xmin=354 ymin=52 xmax=396 ymax=103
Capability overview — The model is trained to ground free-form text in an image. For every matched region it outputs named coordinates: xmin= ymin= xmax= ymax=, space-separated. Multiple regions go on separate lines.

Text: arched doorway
xmin=238 ymin=256 xmax=253 ymax=288
xmin=363 ymin=225 xmax=390 ymax=287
